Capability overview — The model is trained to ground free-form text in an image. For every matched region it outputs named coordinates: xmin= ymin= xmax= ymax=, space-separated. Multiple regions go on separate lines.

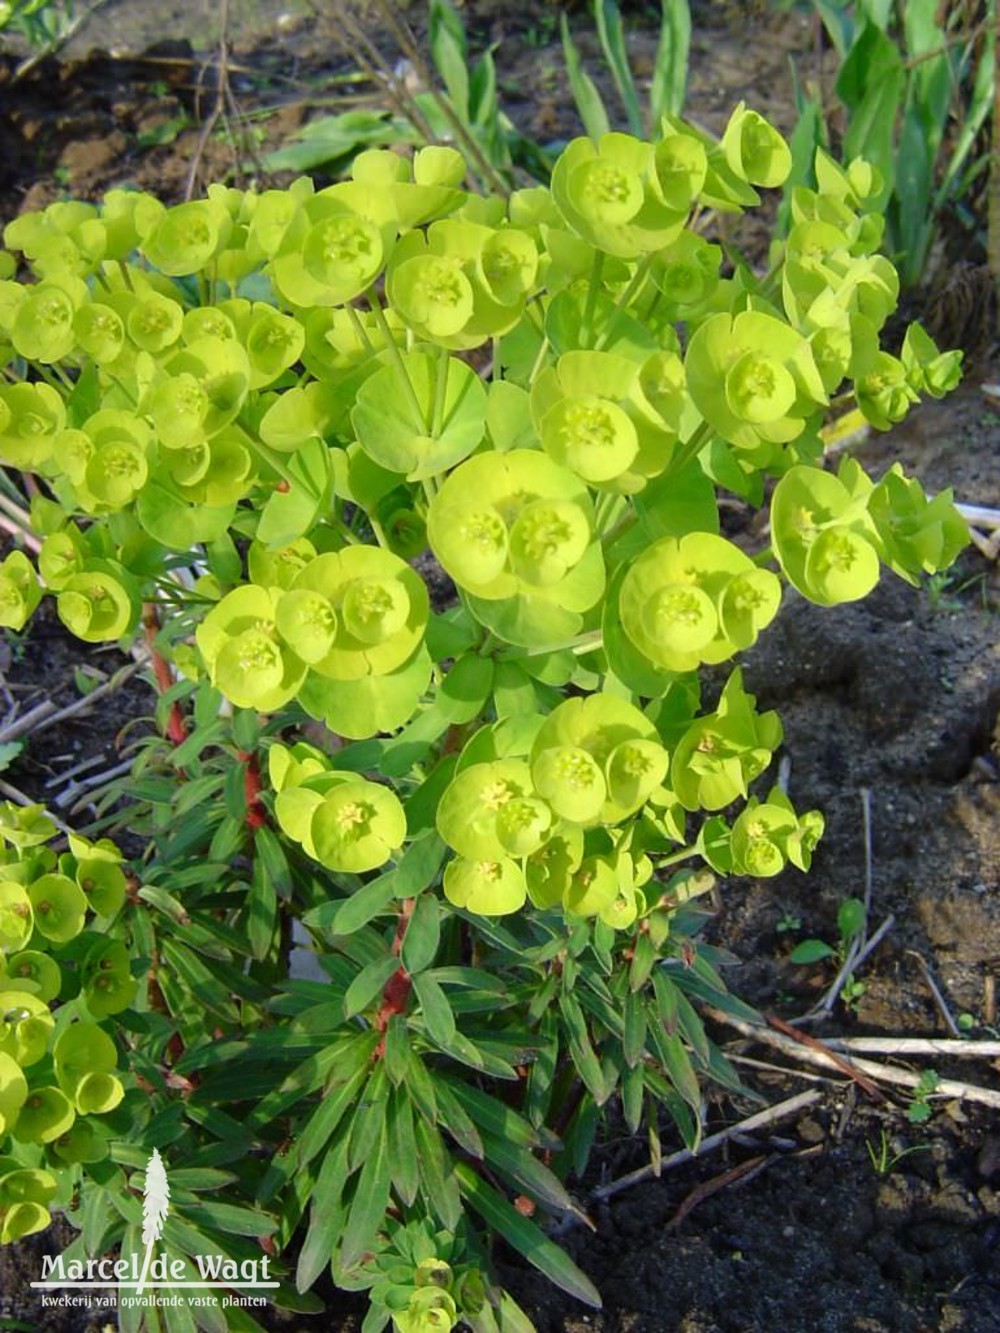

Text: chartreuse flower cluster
xmin=0 ymin=803 xmax=131 ymax=1244
xmin=269 ymin=741 xmax=406 ymax=872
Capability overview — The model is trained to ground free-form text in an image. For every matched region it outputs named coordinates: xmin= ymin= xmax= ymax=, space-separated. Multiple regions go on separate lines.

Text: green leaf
xmin=257 ymin=438 xmax=333 ymax=546
xmin=623 ymin=990 xmax=646 ymax=1069
xmin=293 ymin=1058 xmax=372 ymax=1178
xmin=387 ymin=1086 xmax=420 ymax=1205
xmin=837 ymin=896 xmax=866 ymax=942
xmin=558 ymin=992 xmax=609 ymax=1104
xmin=480 ymin=1130 xmax=576 ymax=1213
xmin=247 ymin=852 xmax=277 ymax=961
xmin=560 ymin=15 xmax=610 ymax=141
xmin=295 ymin=1135 xmax=350 ymax=1292
xmin=183 ymin=1201 xmax=277 ymax=1237
xmin=650 ymin=0 xmax=691 ymax=123
xmin=651 ymin=1027 xmax=702 ymax=1122
xmin=412 ymin=970 xmax=456 ymax=1045
xmin=136 ymin=480 xmax=234 ymax=550
xmin=429 ymin=0 xmax=470 ymax=120
xmin=394 ymin=832 xmax=447 ymax=897
xmin=344 ymin=955 xmax=401 ymax=1020
xmin=160 ymin=940 xmax=240 ymax=1025
xmin=340 ymin=1117 xmax=392 ymax=1269
xmin=445 ymin=1077 xmax=552 ymax=1150
xmin=789 ymin=938 xmax=836 ymax=965
xmin=0 ymin=740 xmax=23 ymax=771
xmin=415 ymin=1116 xmax=462 ymax=1230
xmin=401 ymin=893 xmax=441 ymax=974
xmin=432 ymin=1079 xmax=484 ymax=1159
xmin=595 ymin=0 xmax=643 ymax=136
xmin=455 ymin=1163 xmax=602 ymax=1309
xmin=303 ymin=872 xmax=395 ymax=933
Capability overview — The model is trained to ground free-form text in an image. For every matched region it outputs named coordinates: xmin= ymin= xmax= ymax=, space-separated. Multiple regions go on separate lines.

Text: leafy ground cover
xmin=0 ymin=3 xmax=998 ymax=1332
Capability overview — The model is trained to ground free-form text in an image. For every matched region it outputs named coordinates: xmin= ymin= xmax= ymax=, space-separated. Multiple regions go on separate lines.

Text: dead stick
xmin=184 ymin=0 xmax=230 ymax=200
xmin=827 ymin=1036 xmax=1000 ymax=1058
xmin=709 ymin=1009 xmax=1000 ymax=1110
xmin=907 ymin=950 xmax=962 ymax=1037
xmin=587 ymin=1090 xmax=821 ymax=1205
xmin=766 ymin=1013 xmax=886 ymax=1100
xmin=0 ymin=663 xmax=142 ymax=743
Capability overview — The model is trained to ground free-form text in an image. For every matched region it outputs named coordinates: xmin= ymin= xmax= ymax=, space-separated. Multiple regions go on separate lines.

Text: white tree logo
xmin=136 ymin=1148 xmax=170 ymax=1295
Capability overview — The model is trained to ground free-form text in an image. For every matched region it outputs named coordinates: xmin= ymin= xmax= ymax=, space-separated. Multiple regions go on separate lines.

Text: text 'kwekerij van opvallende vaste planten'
xmin=0 ymin=95 xmax=970 ymax=1333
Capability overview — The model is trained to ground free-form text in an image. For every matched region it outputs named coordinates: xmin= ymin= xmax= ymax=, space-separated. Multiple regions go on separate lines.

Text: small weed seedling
xmin=865 ymin=1127 xmax=932 ymax=1178
xmin=905 ymin=1069 xmax=940 ymax=1125
xmin=790 ymin=896 xmax=866 ymax=966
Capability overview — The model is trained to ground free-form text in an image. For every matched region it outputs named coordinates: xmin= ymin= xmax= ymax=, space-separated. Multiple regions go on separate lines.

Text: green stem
xmin=581 ymin=250 xmax=605 ymax=348
xmin=368 ymin=513 xmax=390 ymax=549
xmin=235 ymin=425 xmax=296 ymax=488
xmin=345 ymin=303 xmax=375 ymax=354
xmin=368 ymin=293 xmax=424 ymax=426
xmin=430 ymin=345 xmax=450 ymax=438
xmin=504 ymin=629 xmax=604 ymax=659
xmin=528 ymin=333 xmax=551 ymax=386
xmin=594 ymin=254 xmax=653 ymax=351
xmin=667 ymin=419 xmax=714 ymax=477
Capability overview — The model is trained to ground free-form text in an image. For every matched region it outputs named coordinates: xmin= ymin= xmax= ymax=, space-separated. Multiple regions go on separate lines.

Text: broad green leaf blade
xmin=344 ymin=955 xmax=401 ymax=1020
xmin=411 ymin=970 xmax=457 ymax=1045
xmin=789 ymin=938 xmax=837 ymax=964
xmin=595 ymin=0 xmax=643 ymax=136
xmin=303 ymin=872 xmax=395 ymax=932
xmin=415 ymin=1116 xmax=462 ymax=1230
xmin=650 ymin=0 xmax=691 ymax=123
xmin=400 ymin=892 xmax=441 ymax=974
xmin=558 ymin=991 xmax=609 ymax=1104
xmin=257 ymin=438 xmax=333 ymax=546
xmin=560 ymin=14 xmax=611 ymax=140
xmin=296 ymin=1135 xmax=351 ymax=1292
xmin=455 ymin=1163 xmax=602 ymax=1309
xmin=340 ymin=1118 xmax=392 ymax=1269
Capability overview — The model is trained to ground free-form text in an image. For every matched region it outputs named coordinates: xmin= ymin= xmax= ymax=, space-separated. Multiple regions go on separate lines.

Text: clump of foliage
xmin=0 ymin=96 xmax=966 ymax=1332
xmin=0 ymin=802 xmax=131 ymax=1243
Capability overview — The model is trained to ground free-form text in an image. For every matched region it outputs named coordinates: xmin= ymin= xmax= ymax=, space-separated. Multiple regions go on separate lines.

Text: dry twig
xmin=907 ymin=949 xmax=962 ymax=1037
xmin=0 ymin=661 xmax=143 ymax=744
xmin=827 ymin=1036 xmax=1000 ymax=1058
xmin=707 ymin=1008 xmax=1000 ymax=1110
xmin=587 ymin=1089 xmax=821 ymax=1205
xmin=184 ymin=0 xmax=231 ymax=200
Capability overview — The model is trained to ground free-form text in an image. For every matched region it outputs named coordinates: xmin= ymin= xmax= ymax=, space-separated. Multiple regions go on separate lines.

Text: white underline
xmin=30 ymin=1283 xmax=280 ymax=1289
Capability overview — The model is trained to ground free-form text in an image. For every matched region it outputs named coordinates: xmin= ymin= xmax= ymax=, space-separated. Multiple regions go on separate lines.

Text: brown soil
xmin=1 ymin=3 xmax=998 ymax=1332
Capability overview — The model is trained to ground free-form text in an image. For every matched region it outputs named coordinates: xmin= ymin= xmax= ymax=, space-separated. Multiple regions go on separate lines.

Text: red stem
xmin=142 ymin=605 xmax=187 ymax=746
xmin=373 ymin=898 xmax=416 ymax=1050
xmin=237 ymin=749 xmax=267 ymax=831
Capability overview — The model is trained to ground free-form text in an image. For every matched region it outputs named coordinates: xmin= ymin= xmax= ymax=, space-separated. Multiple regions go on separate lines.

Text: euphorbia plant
xmin=0 ymin=102 xmax=966 ymax=1333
